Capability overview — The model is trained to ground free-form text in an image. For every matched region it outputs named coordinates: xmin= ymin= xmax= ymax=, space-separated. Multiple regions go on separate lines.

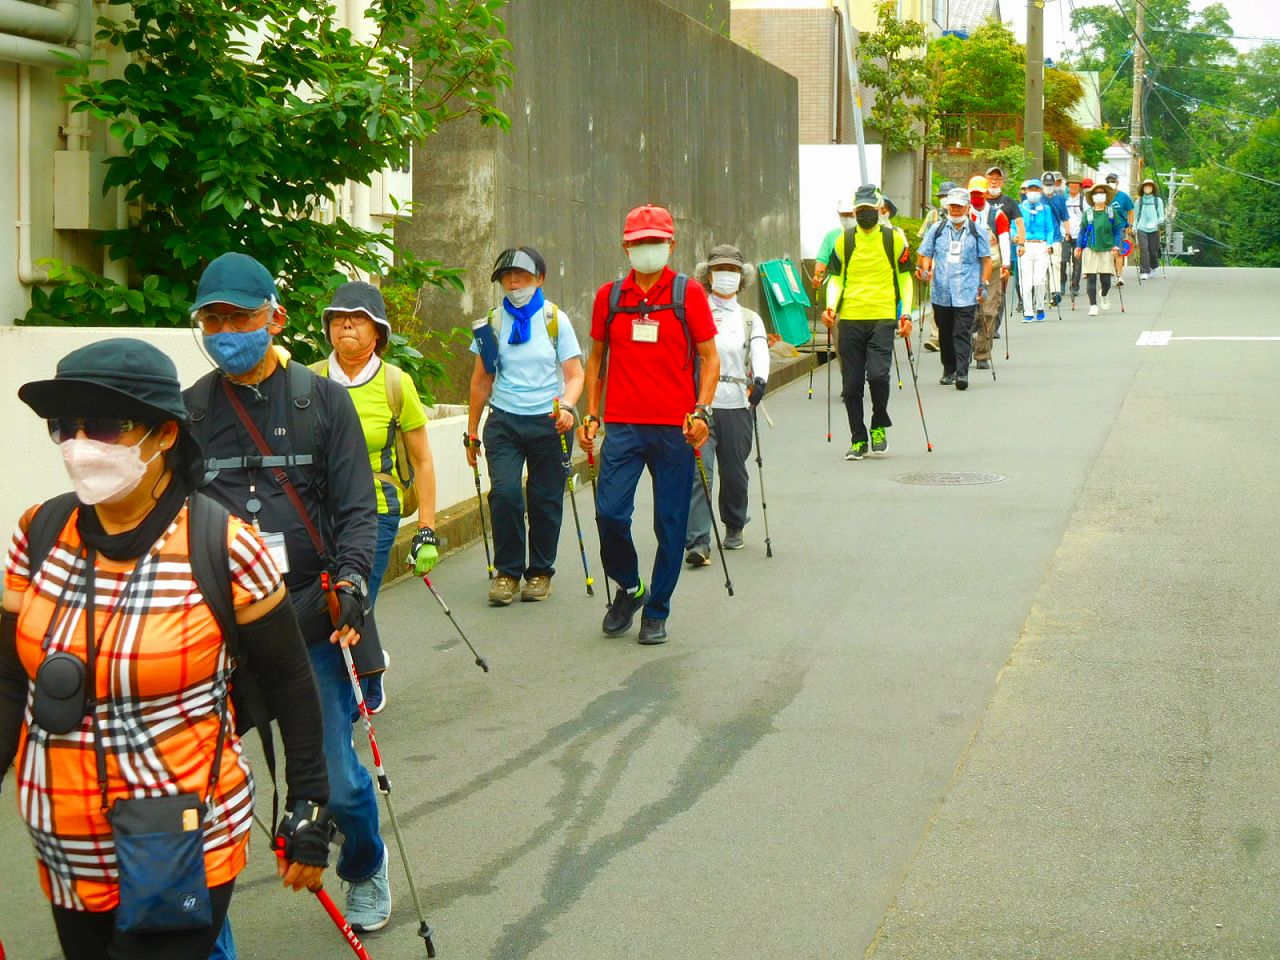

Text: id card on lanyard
xmin=948 ymin=239 xmax=963 ymax=264
xmin=632 ymin=316 xmax=659 ymax=343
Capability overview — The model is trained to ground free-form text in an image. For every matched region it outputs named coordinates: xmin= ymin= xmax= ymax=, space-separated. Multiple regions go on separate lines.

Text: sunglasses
xmin=47 ymin=418 xmax=145 ymax=444
xmin=193 ymin=303 xmax=272 ymax=334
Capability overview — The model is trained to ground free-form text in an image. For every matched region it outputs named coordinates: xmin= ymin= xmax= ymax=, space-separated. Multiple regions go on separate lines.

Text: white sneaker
xmin=1088 ymin=305 xmax=1099 ymax=316
xmin=1139 ymin=272 xmax=1151 ymax=280
xmin=1100 ymin=295 xmax=1111 ymax=311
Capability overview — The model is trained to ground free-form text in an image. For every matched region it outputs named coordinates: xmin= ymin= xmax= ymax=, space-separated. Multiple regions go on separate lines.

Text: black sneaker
xmin=637 ymin=617 xmax=668 ymax=645
xmin=684 ymin=547 xmax=710 ymax=567
xmin=955 ymin=377 xmax=969 ymax=391
xmin=940 ymin=373 xmax=956 ymax=385
xmin=602 ymin=584 xmax=645 ymax=636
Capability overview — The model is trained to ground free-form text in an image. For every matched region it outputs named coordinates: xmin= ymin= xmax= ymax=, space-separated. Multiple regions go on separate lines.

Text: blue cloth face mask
xmin=203 ymin=327 xmax=272 ymax=375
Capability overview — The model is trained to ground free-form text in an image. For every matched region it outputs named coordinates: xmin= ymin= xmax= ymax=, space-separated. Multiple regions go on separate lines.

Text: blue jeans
xmin=483 ymin=407 xmax=566 ymax=580
xmin=361 ymin=512 xmax=400 ymax=703
xmin=595 ymin=423 xmax=694 ymax=621
xmin=308 ymin=639 xmax=385 ymax=882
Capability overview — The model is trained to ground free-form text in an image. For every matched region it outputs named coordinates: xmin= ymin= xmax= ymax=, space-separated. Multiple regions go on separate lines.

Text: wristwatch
xmin=690 ymin=405 xmax=713 ymax=427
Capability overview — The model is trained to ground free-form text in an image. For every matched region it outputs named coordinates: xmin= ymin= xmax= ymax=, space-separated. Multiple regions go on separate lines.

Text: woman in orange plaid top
xmin=0 ymin=340 xmax=331 ymax=960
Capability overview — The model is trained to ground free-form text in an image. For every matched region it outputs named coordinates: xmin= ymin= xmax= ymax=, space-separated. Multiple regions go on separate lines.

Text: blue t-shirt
xmin=471 ymin=302 xmax=583 ymax=416
xmin=1112 ymin=190 xmax=1135 ymax=220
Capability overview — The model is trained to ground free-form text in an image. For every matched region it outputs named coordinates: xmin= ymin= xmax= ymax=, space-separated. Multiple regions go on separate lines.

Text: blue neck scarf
xmin=504 ymin=287 xmax=545 ymax=345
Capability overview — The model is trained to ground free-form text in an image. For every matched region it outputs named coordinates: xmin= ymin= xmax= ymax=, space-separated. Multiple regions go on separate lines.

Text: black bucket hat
xmin=20 ymin=338 xmax=204 ymax=476
xmin=322 ymin=281 xmax=392 ymax=339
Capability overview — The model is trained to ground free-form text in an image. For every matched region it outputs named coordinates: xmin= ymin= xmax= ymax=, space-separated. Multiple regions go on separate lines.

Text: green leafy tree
xmin=859 ymin=0 xmax=931 ymax=154
xmin=926 ymin=21 xmax=1022 ymax=118
xmin=23 ymin=0 xmax=512 ymax=402
xmin=1064 ymin=0 xmax=1235 ymax=169
xmin=1179 ymin=114 xmax=1280 ymax=268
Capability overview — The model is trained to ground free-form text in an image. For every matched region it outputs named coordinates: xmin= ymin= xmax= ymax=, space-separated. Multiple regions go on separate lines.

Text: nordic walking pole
xmin=340 ymin=645 xmax=438 ymax=958
xmin=825 ymin=323 xmax=833 ymax=443
xmin=553 ymin=399 xmax=594 ymax=597
xmin=251 ymin=813 xmax=374 ymax=960
xmin=421 ymin=575 xmax=490 ymax=672
xmin=1115 ymin=274 xmax=1126 ymax=313
xmin=463 ymin=431 xmax=495 ymax=579
xmin=901 ymin=333 xmax=933 ymax=453
xmin=751 ymin=408 xmax=773 ymax=559
xmin=584 ymin=439 xmax=612 ymax=606
xmin=1003 ymin=268 xmax=1012 ymax=361
xmin=690 ymin=422 xmax=734 ymax=597
xmin=893 ymin=337 xmax=904 ymax=390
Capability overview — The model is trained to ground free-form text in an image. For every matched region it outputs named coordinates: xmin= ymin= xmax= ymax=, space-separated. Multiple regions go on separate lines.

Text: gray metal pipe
xmin=0 ymin=0 xmax=86 ymax=68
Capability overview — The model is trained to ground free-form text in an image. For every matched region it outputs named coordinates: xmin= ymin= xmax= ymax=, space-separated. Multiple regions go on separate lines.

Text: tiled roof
xmin=948 ymin=0 xmax=1001 ymax=31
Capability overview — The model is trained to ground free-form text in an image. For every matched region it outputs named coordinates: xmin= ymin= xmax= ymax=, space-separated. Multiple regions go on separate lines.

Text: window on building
xmin=934 ymin=0 xmax=947 ymax=27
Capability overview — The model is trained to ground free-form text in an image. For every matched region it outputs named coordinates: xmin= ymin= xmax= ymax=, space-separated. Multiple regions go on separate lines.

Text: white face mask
xmin=948 ymin=214 xmax=968 ymax=226
xmin=1092 ymin=193 xmax=1108 ymax=205
xmin=1043 ymin=185 xmax=1057 ymax=196
xmin=60 ymin=429 xmax=158 ymax=505
xmin=628 ymin=243 xmax=670 ymax=275
xmin=504 ymin=284 xmax=537 ymax=308
xmin=839 ymin=215 xmax=857 ymax=230
xmin=988 ymin=186 xmax=1003 ymax=197
xmin=1027 ymin=191 xmax=1043 ymax=204
xmin=710 ymin=271 xmax=741 ymax=296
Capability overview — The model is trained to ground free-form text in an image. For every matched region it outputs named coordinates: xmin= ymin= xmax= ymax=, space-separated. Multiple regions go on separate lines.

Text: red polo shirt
xmin=590 ymin=267 xmax=717 ymax=426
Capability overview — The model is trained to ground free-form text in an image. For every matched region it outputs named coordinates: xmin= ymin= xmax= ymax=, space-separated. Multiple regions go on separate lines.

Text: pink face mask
xmin=60 ymin=429 xmax=157 ymax=505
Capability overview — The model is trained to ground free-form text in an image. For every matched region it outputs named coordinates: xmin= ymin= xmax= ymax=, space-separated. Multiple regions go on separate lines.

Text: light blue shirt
xmin=1020 ymin=200 xmax=1057 ymax=243
xmin=919 ymin=219 xmax=991 ymax=308
xmin=470 ymin=302 xmax=582 ymax=416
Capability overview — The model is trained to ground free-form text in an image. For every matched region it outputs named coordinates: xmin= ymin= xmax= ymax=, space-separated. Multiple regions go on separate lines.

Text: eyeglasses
xmin=47 ymin=418 xmax=143 ymax=444
xmin=193 ymin=303 xmax=271 ymax=334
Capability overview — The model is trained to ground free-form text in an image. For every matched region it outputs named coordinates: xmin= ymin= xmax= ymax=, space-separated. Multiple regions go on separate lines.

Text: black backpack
xmin=834 ymin=225 xmax=914 ymax=317
xmin=603 ymin=273 xmax=700 ymax=391
xmin=23 ymin=492 xmax=279 ymax=808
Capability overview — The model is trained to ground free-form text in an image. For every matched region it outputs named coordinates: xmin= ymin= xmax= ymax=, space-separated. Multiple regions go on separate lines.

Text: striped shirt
xmin=3 ymin=500 xmax=281 ymax=911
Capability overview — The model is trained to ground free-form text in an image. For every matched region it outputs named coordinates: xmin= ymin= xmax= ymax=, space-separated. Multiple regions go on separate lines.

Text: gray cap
xmin=705 ymin=243 xmax=746 ymax=269
xmin=944 ymin=188 xmax=971 ymax=207
xmin=936 ymin=180 xmax=957 ymax=197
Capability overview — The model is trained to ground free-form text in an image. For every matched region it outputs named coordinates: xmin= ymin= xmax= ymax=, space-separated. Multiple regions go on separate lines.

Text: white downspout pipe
xmin=17 ymin=63 xmax=49 ymax=283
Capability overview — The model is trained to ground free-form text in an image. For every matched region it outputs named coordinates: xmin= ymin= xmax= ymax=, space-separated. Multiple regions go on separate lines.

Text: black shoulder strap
xmin=883 ymin=226 xmax=903 ymax=316
xmin=604 ymin=279 xmax=625 ymax=346
xmin=285 ymin=360 xmax=323 ymax=491
xmin=186 ymin=371 xmax=220 ymax=438
xmin=188 ymin=491 xmax=279 ymax=823
xmin=24 ymin=492 xmax=79 ymax=574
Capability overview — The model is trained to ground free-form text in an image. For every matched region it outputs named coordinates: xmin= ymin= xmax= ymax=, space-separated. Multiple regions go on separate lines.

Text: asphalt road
xmin=2 ymin=267 xmax=1276 ymax=959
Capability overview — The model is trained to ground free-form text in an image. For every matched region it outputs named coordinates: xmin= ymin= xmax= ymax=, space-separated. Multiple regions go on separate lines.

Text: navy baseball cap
xmin=192 ymin=253 xmax=279 ymax=310
xmin=491 ymin=246 xmax=548 ymax=282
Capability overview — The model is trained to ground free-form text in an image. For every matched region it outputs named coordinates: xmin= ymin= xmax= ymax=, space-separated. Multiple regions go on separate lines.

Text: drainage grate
xmin=894 ymin=471 xmax=1007 ymax=486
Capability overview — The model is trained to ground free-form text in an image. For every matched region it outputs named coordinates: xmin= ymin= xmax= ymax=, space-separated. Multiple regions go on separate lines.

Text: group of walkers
xmin=0 ymin=162 xmax=1167 ymax=952
xmin=0 ymin=200 xmax=780 ymax=957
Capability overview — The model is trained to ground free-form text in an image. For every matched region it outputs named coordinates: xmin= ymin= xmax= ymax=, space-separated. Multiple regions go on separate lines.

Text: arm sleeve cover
xmin=0 ymin=611 xmax=26 ymax=782
xmin=238 ymin=600 xmax=330 ymax=807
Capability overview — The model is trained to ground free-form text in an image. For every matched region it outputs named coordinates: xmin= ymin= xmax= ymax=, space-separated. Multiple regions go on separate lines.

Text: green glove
xmin=408 ymin=527 xmax=440 ymax=576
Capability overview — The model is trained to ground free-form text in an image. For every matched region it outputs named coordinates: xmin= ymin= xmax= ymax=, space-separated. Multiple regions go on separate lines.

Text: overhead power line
xmin=1147 ymin=26 xmax=1280 ymax=45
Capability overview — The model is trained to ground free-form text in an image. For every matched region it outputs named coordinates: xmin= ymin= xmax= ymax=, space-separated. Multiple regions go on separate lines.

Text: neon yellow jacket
xmin=824 ymin=225 xmax=914 ymax=321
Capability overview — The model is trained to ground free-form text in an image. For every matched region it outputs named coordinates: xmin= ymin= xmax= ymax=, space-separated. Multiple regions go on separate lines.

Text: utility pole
xmin=1128 ymin=0 xmax=1147 ymax=192
xmin=1162 ymin=166 xmax=1198 ymax=273
xmin=1024 ymin=0 xmax=1045 ymax=176
xmin=839 ymin=0 xmax=870 ymax=184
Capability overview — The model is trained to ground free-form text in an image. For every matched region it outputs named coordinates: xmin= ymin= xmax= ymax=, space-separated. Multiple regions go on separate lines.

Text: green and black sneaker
xmin=870 ymin=427 xmax=888 ymax=455
xmin=603 ymin=582 xmax=646 ymax=636
xmin=846 ymin=441 xmax=867 ymax=461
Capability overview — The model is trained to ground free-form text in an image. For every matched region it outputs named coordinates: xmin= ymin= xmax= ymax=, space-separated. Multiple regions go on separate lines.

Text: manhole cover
xmin=895 ymin=471 xmax=1007 ymax=486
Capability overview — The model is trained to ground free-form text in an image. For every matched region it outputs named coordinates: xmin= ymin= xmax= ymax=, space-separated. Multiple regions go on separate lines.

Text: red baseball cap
xmin=623 ymin=204 xmax=675 ymax=242
xmin=1081 ymin=178 xmax=1094 ymax=189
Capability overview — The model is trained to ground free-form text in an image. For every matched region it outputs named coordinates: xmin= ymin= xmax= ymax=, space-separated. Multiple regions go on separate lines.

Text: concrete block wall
xmin=403 ymin=0 xmax=801 ymax=346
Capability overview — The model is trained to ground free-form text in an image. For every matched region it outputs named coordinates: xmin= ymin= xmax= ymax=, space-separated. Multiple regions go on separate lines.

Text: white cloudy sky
xmin=1002 ymin=0 xmax=1273 ymax=58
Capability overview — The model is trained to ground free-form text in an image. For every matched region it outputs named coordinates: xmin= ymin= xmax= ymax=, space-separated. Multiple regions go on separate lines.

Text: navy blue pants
xmin=595 ymin=422 xmax=695 ymax=621
xmin=484 ymin=406 xmax=566 ymax=580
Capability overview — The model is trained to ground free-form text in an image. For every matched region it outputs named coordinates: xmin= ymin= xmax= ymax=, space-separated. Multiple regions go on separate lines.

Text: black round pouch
xmin=32 ymin=651 xmax=88 ymax=735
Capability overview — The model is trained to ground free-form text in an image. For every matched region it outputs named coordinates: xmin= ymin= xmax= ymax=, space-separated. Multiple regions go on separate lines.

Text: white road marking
xmin=1137 ymin=331 xmax=1172 ymax=345
xmin=1171 ymin=336 xmax=1280 ymax=341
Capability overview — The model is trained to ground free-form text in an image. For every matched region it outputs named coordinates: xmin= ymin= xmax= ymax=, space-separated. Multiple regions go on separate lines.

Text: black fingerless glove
xmin=748 ymin=377 xmax=767 ymax=408
xmin=410 ymin=527 xmax=439 ymax=553
xmin=275 ymin=801 xmax=334 ymax=867
xmin=334 ymin=585 xmax=365 ymax=634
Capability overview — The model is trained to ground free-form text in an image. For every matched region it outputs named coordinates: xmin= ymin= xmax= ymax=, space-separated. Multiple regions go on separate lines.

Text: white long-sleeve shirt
xmin=709 ymin=294 xmax=771 ymax=409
